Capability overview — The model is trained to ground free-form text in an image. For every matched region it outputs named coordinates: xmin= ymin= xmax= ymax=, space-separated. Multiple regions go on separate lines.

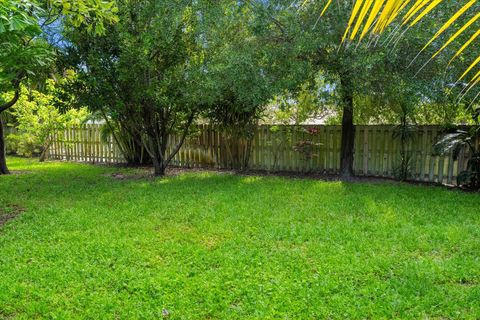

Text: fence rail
xmin=47 ymin=124 xmax=477 ymax=185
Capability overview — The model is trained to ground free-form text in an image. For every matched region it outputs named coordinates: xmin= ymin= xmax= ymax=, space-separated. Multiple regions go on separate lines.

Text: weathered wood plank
xmin=44 ymin=124 xmax=473 ymax=186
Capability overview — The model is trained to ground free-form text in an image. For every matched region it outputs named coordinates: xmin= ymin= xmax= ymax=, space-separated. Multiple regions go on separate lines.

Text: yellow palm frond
xmin=431 ymin=11 xmax=480 ymax=60
xmin=330 ymin=0 xmax=480 ymax=92
xmin=472 ymin=70 xmax=480 ymax=83
xmin=448 ymin=28 xmax=480 ymax=65
xmin=461 ymin=71 xmax=480 ymax=99
xmin=342 ymin=0 xmax=365 ymax=41
xmin=320 ymin=0 xmax=333 ymax=16
xmin=402 ymin=0 xmax=430 ymax=25
xmin=458 ymin=56 xmax=480 ymax=81
xmin=408 ymin=0 xmax=443 ymax=27
xmin=421 ymin=0 xmax=476 ymax=52
xmin=380 ymin=0 xmax=410 ymax=32
xmin=350 ymin=0 xmax=375 ymax=40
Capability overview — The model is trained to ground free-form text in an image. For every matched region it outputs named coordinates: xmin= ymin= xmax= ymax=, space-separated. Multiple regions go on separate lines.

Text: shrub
xmin=6 ymin=81 xmax=89 ymax=161
xmin=434 ymin=127 xmax=480 ymax=190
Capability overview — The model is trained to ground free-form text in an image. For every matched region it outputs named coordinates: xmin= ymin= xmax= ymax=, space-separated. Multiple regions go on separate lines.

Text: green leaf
xmin=9 ymin=16 xmax=27 ymax=31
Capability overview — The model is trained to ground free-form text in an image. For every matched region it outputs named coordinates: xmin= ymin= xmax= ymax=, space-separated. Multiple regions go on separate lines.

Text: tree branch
xmin=164 ymin=111 xmax=196 ymax=167
xmin=0 ymin=72 xmax=25 ymax=113
xmin=0 ymin=89 xmax=20 ymax=113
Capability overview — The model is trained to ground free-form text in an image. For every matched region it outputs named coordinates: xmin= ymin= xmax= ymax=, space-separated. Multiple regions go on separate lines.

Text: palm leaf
xmin=320 ymin=0 xmax=332 ymax=16
xmin=360 ymin=0 xmax=385 ymax=40
xmin=316 ymin=0 xmax=480 ymax=93
xmin=421 ymin=0 xmax=476 ymax=53
xmin=402 ymin=0 xmax=429 ymax=25
xmin=459 ymin=56 xmax=480 ymax=81
xmin=342 ymin=0 xmax=366 ymax=41
xmin=433 ymin=131 xmax=470 ymax=158
xmin=350 ymin=0 xmax=374 ymax=40
xmin=431 ymin=11 xmax=480 ymax=60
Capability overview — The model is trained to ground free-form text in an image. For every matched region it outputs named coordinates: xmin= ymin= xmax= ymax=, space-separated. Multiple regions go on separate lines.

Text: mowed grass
xmin=0 ymin=157 xmax=479 ymax=319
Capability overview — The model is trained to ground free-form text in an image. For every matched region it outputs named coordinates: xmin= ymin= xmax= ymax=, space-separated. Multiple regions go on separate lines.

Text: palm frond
xmin=317 ymin=0 xmax=480 ymax=92
xmin=449 ymin=28 xmax=480 ymax=66
xmin=433 ymin=131 xmax=470 ymax=158
xmin=421 ymin=0 xmax=476 ymax=53
xmin=431 ymin=11 xmax=480 ymax=61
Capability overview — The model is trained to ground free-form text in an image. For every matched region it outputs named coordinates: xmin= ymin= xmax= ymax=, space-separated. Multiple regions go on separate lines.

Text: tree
xmin=5 ymin=80 xmax=89 ymax=161
xmin=0 ymin=0 xmax=117 ymax=174
xmin=0 ymin=1 xmax=50 ymax=173
xmin=202 ymin=1 xmax=305 ymax=170
xmin=260 ymin=1 xmax=460 ymax=179
xmin=276 ymin=1 xmax=398 ymax=178
xmin=64 ymin=1 xmax=303 ymax=174
xmin=64 ymin=0 xmax=220 ymax=176
xmin=328 ymin=0 xmax=480 ymax=181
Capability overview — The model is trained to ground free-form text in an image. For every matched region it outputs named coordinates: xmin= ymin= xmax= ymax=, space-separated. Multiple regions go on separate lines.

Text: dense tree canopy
xmin=63 ymin=0 xmax=219 ymax=175
xmin=63 ymin=1 xmax=307 ymax=174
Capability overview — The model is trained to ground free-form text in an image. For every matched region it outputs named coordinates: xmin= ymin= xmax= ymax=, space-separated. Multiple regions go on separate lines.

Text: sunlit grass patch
xmin=0 ymin=157 xmax=479 ymax=319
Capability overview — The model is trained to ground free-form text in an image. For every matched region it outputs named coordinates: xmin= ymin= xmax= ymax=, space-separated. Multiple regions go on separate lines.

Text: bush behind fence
xmin=46 ymin=124 xmax=477 ymax=185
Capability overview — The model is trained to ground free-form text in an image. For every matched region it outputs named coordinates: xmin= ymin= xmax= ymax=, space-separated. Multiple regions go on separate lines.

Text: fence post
xmin=44 ymin=124 xmax=473 ymax=185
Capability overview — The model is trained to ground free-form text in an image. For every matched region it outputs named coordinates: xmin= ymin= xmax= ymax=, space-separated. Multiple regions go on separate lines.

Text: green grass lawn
xmin=1 ymin=157 xmax=479 ymax=319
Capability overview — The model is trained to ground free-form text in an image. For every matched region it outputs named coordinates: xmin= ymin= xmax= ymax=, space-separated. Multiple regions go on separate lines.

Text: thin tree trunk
xmin=0 ymin=76 xmax=24 ymax=175
xmin=163 ymin=112 xmax=195 ymax=167
xmin=152 ymin=157 xmax=166 ymax=176
xmin=0 ymin=116 xmax=10 ymax=175
xmin=0 ymin=89 xmax=20 ymax=114
xmin=39 ymin=146 xmax=48 ymax=162
xmin=339 ymin=77 xmax=355 ymax=179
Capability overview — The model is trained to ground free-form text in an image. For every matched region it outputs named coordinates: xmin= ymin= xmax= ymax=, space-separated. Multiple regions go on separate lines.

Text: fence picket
xmin=43 ymin=124 xmax=473 ymax=185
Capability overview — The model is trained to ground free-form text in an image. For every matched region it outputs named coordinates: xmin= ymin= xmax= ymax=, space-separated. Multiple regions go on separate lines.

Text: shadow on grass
xmin=1 ymin=157 xmax=479 ymax=229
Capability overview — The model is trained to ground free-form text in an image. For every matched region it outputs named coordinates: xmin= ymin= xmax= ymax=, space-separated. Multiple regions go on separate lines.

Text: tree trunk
xmin=39 ymin=148 xmax=48 ymax=162
xmin=0 ymin=116 xmax=10 ymax=175
xmin=0 ymin=79 xmax=23 ymax=175
xmin=152 ymin=157 xmax=166 ymax=176
xmin=339 ymin=77 xmax=355 ymax=179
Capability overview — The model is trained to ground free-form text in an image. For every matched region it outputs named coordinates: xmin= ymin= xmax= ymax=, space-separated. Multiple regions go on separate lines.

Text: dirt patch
xmin=105 ymin=171 xmax=155 ymax=180
xmin=100 ymin=164 xmax=477 ymax=192
xmin=456 ymin=278 xmax=478 ymax=287
xmin=10 ymin=170 xmax=31 ymax=175
xmin=0 ymin=205 xmax=26 ymax=228
xmin=106 ymin=166 xmax=233 ymax=180
xmin=107 ymin=172 xmax=145 ymax=180
xmin=107 ymin=165 xmax=398 ymax=182
xmin=166 ymin=166 xmax=234 ymax=177
xmin=101 ymin=163 xmax=395 ymax=182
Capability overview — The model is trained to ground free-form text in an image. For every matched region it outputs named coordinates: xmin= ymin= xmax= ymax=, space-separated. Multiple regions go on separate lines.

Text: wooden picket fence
xmin=48 ymin=124 xmax=125 ymax=163
xmin=47 ymin=124 xmax=478 ymax=185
